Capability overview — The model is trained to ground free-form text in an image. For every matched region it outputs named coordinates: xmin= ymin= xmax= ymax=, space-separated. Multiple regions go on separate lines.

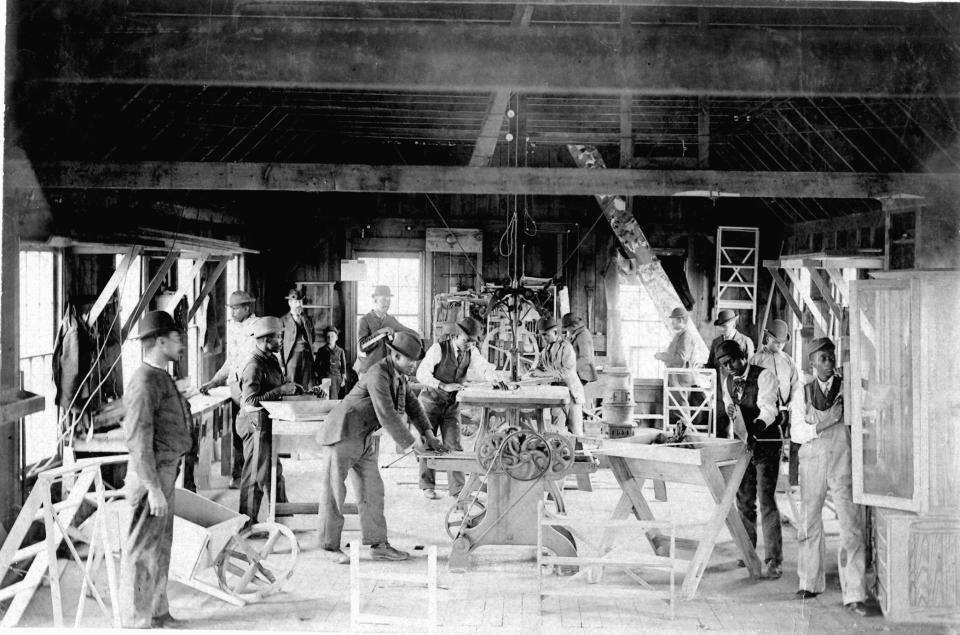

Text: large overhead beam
xmin=21 ymin=22 xmax=958 ymax=97
xmin=6 ymin=160 xmax=957 ymax=199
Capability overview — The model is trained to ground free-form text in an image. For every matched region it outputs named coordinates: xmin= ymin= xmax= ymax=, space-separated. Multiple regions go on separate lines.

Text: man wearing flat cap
xmin=716 ymin=339 xmax=784 ymax=580
xmin=120 ymin=311 xmax=193 ymax=628
xmin=562 ymin=313 xmax=598 ymax=386
xmin=707 ymin=309 xmax=755 ymax=438
xmin=527 ymin=316 xmax=585 ymax=435
xmin=791 ymin=337 xmax=872 ymax=617
xmin=200 ymin=289 xmax=258 ymax=488
xmin=355 ymin=285 xmax=418 ymax=374
xmin=236 ymin=316 xmax=300 ymax=524
xmin=281 ymin=287 xmax=316 ymax=390
xmin=416 ymin=316 xmax=499 ymax=499
xmin=318 ymin=331 xmax=447 ymax=564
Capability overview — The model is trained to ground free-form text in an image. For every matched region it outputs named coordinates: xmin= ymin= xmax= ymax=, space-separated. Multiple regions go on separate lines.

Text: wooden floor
xmin=15 ymin=441 xmax=954 ymax=634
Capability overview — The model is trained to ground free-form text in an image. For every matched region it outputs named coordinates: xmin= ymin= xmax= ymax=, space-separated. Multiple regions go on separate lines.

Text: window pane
xmin=357 ymin=255 xmax=421 ymax=334
xmin=19 ymin=251 xmax=58 ymax=465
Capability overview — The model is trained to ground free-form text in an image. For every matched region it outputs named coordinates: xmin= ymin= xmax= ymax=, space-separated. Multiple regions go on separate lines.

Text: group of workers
xmin=118 ymin=284 xmax=869 ymax=627
xmin=659 ymin=305 xmax=872 ymax=617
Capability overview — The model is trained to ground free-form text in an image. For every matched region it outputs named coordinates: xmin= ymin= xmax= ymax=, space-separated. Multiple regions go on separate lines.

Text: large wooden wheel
xmin=481 ymin=325 xmax=540 ymax=375
xmin=215 ymin=522 xmax=300 ymax=602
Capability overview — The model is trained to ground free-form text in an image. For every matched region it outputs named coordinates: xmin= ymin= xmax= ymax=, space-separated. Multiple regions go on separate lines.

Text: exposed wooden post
xmin=120 ymin=251 xmax=179 ymax=341
xmin=0 ymin=192 xmax=23 ymax=528
xmin=85 ymin=245 xmax=143 ymax=327
xmin=187 ymin=259 xmax=229 ymax=322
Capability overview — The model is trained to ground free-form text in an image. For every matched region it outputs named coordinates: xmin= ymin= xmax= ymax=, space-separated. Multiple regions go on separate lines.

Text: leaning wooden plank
xmin=120 ymin=250 xmax=178 ymax=341
xmin=0 ymin=469 xmax=98 ymax=627
xmin=0 ymin=488 xmax=45 ymax=576
xmin=86 ymin=245 xmax=143 ymax=327
xmin=187 ymin=259 xmax=229 ymax=322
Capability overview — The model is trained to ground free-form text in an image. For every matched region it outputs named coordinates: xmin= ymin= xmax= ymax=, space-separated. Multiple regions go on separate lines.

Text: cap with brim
xmin=669 ymin=307 xmax=687 ymax=320
xmin=135 ymin=311 xmax=180 ymax=339
xmin=372 ymin=285 xmax=393 ymax=298
xmin=537 ymin=317 xmax=560 ymax=333
xmin=227 ymin=290 xmax=256 ymax=307
xmin=386 ymin=331 xmax=425 ymax=360
xmin=764 ymin=319 xmax=790 ymax=342
xmin=808 ymin=337 xmax=835 ymax=357
xmin=713 ymin=309 xmax=737 ymax=326
xmin=456 ymin=316 xmax=482 ymax=341
xmin=285 ymin=288 xmax=305 ymax=301
xmin=251 ymin=316 xmax=283 ymax=339
xmin=323 ymin=325 xmax=340 ymax=336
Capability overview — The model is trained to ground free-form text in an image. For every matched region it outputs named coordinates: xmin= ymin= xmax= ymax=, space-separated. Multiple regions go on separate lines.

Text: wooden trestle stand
xmin=593 ymin=431 xmax=762 ymax=599
xmin=424 ymin=386 xmax=597 ymax=572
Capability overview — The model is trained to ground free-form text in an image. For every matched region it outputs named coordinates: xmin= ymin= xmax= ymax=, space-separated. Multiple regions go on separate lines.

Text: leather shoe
xmin=423 ymin=488 xmax=440 ymax=500
xmin=762 ymin=562 xmax=783 ymax=579
xmin=844 ymin=601 xmax=877 ymax=617
xmin=736 ymin=559 xmax=746 ymax=568
xmin=323 ymin=548 xmax=350 ymax=565
xmin=228 ymin=478 xmax=240 ymax=490
xmin=370 ymin=543 xmax=409 ymax=561
xmin=152 ymin=613 xmax=187 ymax=629
xmin=795 ymin=590 xmax=819 ymax=599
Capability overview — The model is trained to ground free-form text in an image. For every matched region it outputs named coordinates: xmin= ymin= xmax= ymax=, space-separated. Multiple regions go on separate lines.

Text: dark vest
xmin=433 ymin=339 xmax=472 ymax=384
xmin=727 ymin=365 xmax=782 ymax=439
xmin=804 ymin=375 xmax=842 ymax=411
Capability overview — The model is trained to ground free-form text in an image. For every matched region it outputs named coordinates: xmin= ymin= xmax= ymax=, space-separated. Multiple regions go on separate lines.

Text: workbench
xmin=425 ymin=385 xmax=598 ymax=571
xmin=593 ymin=431 xmax=762 ymax=599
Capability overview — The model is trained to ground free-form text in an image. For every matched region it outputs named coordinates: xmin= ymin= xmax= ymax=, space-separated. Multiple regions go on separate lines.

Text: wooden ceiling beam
xmin=7 ymin=159 xmax=957 ymax=199
xmin=19 ymin=22 xmax=958 ymax=98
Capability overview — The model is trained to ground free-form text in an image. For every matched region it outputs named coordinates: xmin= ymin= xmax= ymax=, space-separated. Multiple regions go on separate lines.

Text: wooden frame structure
xmin=350 ymin=542 xmax=438 ymax=632
xmin=715 ymin=226 xmax=760 ymax=323
xmin=662 ymin=367 xmax=717 ymax=436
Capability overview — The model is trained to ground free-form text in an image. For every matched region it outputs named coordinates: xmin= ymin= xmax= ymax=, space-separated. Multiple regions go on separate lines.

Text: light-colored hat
xmin=669 ymin=307 xmax=687 ymax=320
xmin=372 ymin=285 xmax=393 ymax=298
xmin=386 ymin=331 xmax=425 ymax=360
xmin=765 ymin=319 xmax=790 ymax=342
xmin=227 ymin=290 xmax=256 ymax=307
xmin=251 ymin=316 xmax=283 ymax=339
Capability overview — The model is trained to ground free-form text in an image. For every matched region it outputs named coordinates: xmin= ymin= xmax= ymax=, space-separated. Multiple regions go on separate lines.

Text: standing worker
xmin=199 ymin=289 xmax=258 ymax=489
xmin=317 ymin=332 xmax=447 ymax=563
xmin=281 ymin=287 xmax=316 ymax=390
xmin=355 ymin=285 xmax=417 ymax=374
xmin=715 ymin=339 xmax=784 ymax=580
xmin=236 ymin=317 xmax=300 ymax=524
xmin=791 ymin=338 xmax=873 ymax=617
xmin=707 ymin=309 xmax=754 ymax=437
xmin=416 ymin=316 xmax=498 ymax=499
xmin=527 ymin=316 xmax=584 ymax=436
xmin=562 ymin=313 xmax=598 ymax=385
xmin=315 ymin=325 xmax=347 ymax=399
xmin=655 ymin=306 xmax=700 ymax=423
xmin=120 ymin=311 xmax=193 ymax=628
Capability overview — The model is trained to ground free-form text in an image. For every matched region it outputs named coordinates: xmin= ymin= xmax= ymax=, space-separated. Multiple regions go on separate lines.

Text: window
xmin=620 ymin=282 xmax=673 ymax=379
xmin=356 ymin=254 xmax=422 ymax=332
xmin=19 ymin=250 xmax=59 ymax=465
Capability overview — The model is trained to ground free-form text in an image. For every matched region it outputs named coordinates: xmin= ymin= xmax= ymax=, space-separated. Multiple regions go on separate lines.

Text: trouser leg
xmin=755 ymin=441 xmax=783 ymax=565
xmin=797 ymin=440 xmax=828 ymax=593
xmin=826 ymin=426 xmax=867 ymax=604
xmin=438 ymin=402 xmax=465 ymax=495
xmin=736 ymin=452 xmax=759 ymax=548
xmin=318 ymin=441 xmax=358 ymax=550
xmin=181 ymin=425 xmax=199 ymax=492
xmin=239 ymin=427 xmax=260 ymax=521
xmin=550 ymin=406 xmax=567 ymax=432
xmin=564 ymin=403 xmax=584 ymax=436
xmin=228 ymin=389 xmax=244 ymax=480
xmin=120 ymin=461 xmax=178 ymax=628
xmin=418 ymin=397 xmax=443 ymax=490
xmin=353 ymin=435 xmax=389 ymax=546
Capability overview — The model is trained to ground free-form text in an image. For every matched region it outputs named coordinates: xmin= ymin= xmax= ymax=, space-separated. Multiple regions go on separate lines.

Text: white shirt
xmin=749 ymin=346 xmax=806 ymax=426
xmin=416 ymin=339 xmax=499 ymax=390
xmin=210 ymin=313 xmax=258 ymax=386
xmin=721 ymin=364 xmax=780 ymax=439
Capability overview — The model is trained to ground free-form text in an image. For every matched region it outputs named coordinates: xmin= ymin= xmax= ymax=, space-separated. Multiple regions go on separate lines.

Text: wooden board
xmin=458 ymin=385 xmax=569 ymax=407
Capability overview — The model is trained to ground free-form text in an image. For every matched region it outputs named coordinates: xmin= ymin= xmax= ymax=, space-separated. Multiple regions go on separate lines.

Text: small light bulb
xmin=506 ymin=109 xmax=516 ymax=118
xmin=505 ymin=133 xmax=514 ymax=142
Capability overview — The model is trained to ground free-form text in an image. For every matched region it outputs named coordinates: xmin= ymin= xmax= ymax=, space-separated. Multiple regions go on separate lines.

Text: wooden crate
xmin=873 ymin=508 xmax=960 ymax=623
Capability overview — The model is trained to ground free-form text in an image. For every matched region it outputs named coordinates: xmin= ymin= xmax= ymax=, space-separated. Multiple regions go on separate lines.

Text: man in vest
xmin=791 ymin=338 xmax=872 ymax=617
xmin=318 ymin=332 xmax=447 ymax=564
xmin=716 ymin=339 xmax=784 ymax=579
xmin=200 ymin=289 xmax=258 ymax=489
xmin=528 ymin=316 xmax=585 ymax=436
xmin=120 ymin=311 xmax=193 ymax=628
xmin=707 ymin=309 xmax=754 ymax=438
xmin=355 ymin=285 xmax=417 ymax=374
xmin=416 ymin=316 xmax=499 ymax=499
xmin=236 ymin=317 xmax=300 ymax=524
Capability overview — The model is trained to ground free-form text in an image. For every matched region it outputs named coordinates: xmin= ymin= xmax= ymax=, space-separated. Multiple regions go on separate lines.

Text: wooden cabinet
xmin=849 ymin=270 xmax=960 ymax=623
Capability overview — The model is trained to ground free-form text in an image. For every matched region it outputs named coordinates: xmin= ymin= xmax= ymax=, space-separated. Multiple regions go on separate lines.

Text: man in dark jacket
xmin=562 ymin=313 xmax=599 ymax=385
xmin=355 ymin=285 xmax=417 ymax=374
xmin=281 ymin=287 xmax=316 ymax=390
xmin=236 ymin=316 xmax=299 ymax=524
xmin=315 ymin=325 xmax=347 ymax=399
xmin=716 ymin=339 xmax=783 ymax=580
xmin=318 ymin=332 xmax=447 ymax=563
xmin=706 ymin=309 xmax=755 ymax=438
xmin=120 ymin=311 xmax=193 ymax=628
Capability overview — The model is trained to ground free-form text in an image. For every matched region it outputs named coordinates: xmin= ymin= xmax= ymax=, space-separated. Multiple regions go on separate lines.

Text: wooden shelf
xmin=0 ymin=389 xmax=46 ymax=426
